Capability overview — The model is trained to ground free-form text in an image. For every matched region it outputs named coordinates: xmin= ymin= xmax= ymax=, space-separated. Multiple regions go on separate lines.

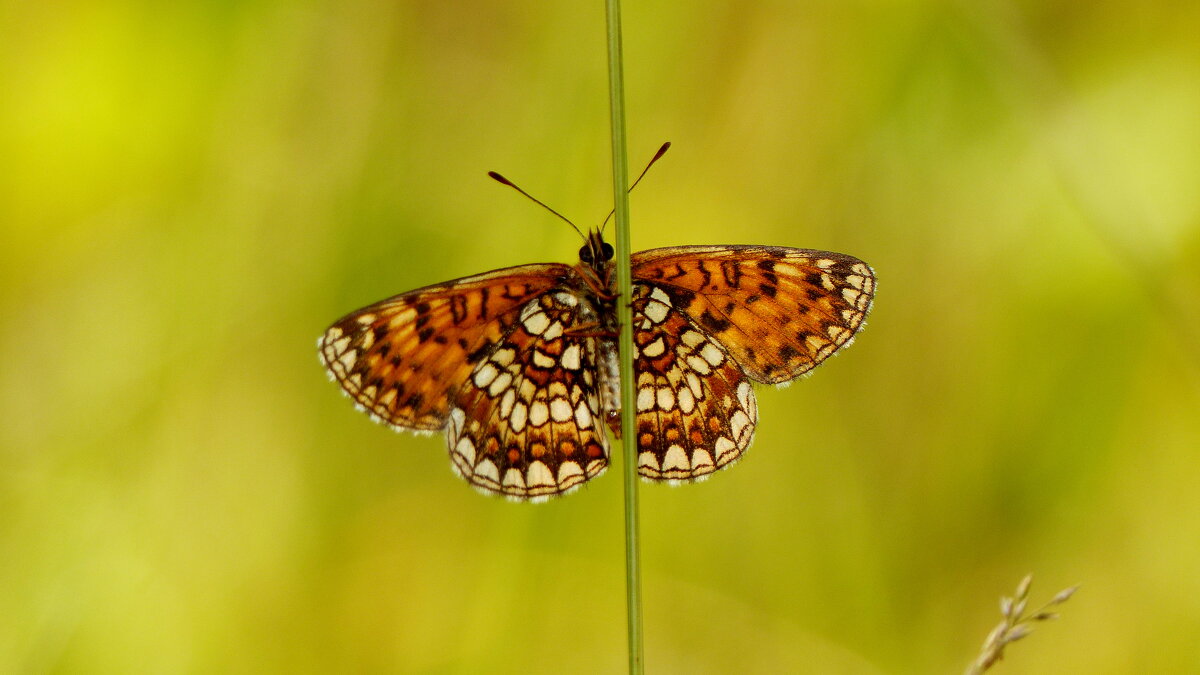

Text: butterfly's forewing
xmin=318 ymin=264 xmax=574 ymax=430
xmin=631 ymin=246 xmax=875 ymax=384
xmin=626 ymin=284 xmax=758 ymax=481
xmin=446 ymin=291 xmax=609 ymax=500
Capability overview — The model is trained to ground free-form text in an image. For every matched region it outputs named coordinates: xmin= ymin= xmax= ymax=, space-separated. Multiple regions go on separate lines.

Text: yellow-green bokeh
xmin=3 ymin=1 xmax=1199 ymax=672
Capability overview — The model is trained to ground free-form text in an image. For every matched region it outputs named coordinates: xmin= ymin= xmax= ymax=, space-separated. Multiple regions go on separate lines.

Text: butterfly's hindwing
xmin=447 ymin=291 xmax=609 ymax=501
xmin=627 ymin=283 xmax=759 ymax=482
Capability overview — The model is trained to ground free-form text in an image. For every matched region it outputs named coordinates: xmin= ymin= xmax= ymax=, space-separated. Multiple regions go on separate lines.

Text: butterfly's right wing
xmin=318 ymin=264 xmax=575 ymax=431
xmin=631 ymin=246 xmax=875 ymax=384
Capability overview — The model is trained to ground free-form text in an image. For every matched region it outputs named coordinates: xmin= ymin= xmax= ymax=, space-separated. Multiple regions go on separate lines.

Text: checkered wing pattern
xmin=446 ymin=291 xmax=609 ymax=501
xmin=625 ymin=245 xmax=875 ymax=482
xmin=320 ymin=237 xmax=875 ymax=500
xmin=631 ymin=246 xmax=875 ymax=384
xmin=318 ymin=264 xmax=573 ymax=431
xmin=627 ymin=283 xmax=758 ymax=480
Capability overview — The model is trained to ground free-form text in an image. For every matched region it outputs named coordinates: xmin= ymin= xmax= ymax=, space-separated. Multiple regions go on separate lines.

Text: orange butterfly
xmin=319 ymin=157 xmax=874 ymax=502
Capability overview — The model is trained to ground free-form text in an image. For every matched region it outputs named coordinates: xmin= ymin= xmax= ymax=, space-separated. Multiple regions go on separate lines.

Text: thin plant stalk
xmin=604 ymin=0 xmax=643 ymax=672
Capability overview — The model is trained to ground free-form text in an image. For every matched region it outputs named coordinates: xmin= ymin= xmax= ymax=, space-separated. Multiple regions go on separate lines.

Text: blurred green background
xmin=3 ymin=1 xmax=1199 ymax=672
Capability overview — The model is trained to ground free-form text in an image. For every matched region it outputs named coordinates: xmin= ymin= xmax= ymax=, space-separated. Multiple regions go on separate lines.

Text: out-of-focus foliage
xmin=3 ymin=1 xmax=1198 ymax=672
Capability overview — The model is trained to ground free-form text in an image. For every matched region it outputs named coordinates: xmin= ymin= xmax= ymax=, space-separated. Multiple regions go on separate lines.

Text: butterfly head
xmin=578 ymin=229 xmax=615 ymax=267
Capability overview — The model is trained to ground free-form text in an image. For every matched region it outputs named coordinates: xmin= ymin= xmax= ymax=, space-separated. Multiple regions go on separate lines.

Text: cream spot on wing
xmin=641 ymin=337 xmax=666 ymax=358
xmin=542 ymin=321 xmax=564 ymax=340
xmin=700 ymin=342 xmax=725 ymax=367
xmin=821 ymin=273 xmax=836 ymax=290
xmin=337 ymin=350 xmax=356 ymax=371
xmin=638 ymin=451 xmax=660 ymax=472
xmin=499 ymin=388 xmax=516 ymax=419
xmin=359 ymin=330 xmax=375 ymax=350
xmin=553 ymin=291 xmax=578 ymax=307
xmin=532 ymin=350 xmax=555 ymax=369
xmin=529 ymin=400 xmax=549 ymax=426
xmin=510 ymin=402 xmax=528 ymax=433
xmin=730 ymin=410 xmax=751 ymax=445
xmin=691 ymin=449 xmax=715 ymax=472
xmin=325 ymin=326 xmax=344 ymax=342
xmin=650 ymin=286 xmax=672 ymax=304
xmin=558 ymin=461 xmax=584 ymax=485
xmin=643 ymin=300 xmax=669 ymax=324
xmin=662 ymin=445 xmax=689 ymax=471
xmin=664 ymin=366 xmax=683 ymax=386
xmin=846 ymin=274 xmax=865 ymax=290
xmin=378 ymin=388 xmax=397 ymax=408
xmin=502 ymin=468 xmax=526 ymax=490
xmin=686 ymin=372 xmax=703 ymax=399
xmin=685 ymin=355 xmax=712 ymax=375
xmin=677 ymin=386 xmax=695 ymax=413
xmin=681 ymin=331 xmax=705 ymax=348
xmin=574 ymin=401 xmax=593 ymax=429
xmin=473 ymin=363 xmax=499 ymax=388
xmin=550 ymin=397 xmax=572 ymax=422
xmin=736 ymin=381 xmax=754 ymax=410
xmin=714 ymin=437 xmax=737 ymax=463
xmin=455 ymin=437 xmax=476 ymax=466
xmin=475 ymin=459 xmax=500 ymax=483
xmin=389 ymin=309 xmax=416 ymax=326
xmin=526 ymin=461 xmax=554 ymax=488
xmin=636 ymin=386 xmax=655 ymax=412
xmin=491 ymin=348 xmax=516 ymax=367
xmin=656 ymin=386 xmax=675 ymax=412
xmin=520 ymin=309 xmax=549 ymax=333
xmin=355 ymin=313 xmax=377 ymax=324
xmin=488 ymin=372 xmax=514 ymax=397
xmin=842 ymin=288 xmax=862 ymax=306
xmin=561 ymin=344 xmax=581 ymax=370
xmin=815 ymin=258 xmax=835 ymax=270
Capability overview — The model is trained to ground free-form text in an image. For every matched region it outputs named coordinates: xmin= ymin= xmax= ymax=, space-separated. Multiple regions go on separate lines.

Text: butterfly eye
xmin=600 ymin=243 xmax=615 ymax=261
xmin=578 ymin=245 xmax=594 ymax=264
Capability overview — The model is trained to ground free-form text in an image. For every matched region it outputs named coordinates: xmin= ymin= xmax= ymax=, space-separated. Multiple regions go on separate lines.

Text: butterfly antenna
xmin=601 ymin=141 xmax=671 ymax=231
xmin=488 ymin=171 xmax=585 ymax=240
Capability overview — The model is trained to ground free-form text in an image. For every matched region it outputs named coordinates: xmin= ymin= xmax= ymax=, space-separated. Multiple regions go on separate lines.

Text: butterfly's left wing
xmin=318 ymin=264 xmax=575 ymax=431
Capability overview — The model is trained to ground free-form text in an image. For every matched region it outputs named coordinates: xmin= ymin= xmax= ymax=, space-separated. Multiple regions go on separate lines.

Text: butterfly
xmin=318 ymin=154 xmax=874 ymax=502
xmin=319 ymin=230 xmax=874 ymax=502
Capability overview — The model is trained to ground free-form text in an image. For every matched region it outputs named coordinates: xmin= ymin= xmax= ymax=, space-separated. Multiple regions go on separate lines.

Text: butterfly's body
xmin=319 ymin=228 xmax=874 ymax=502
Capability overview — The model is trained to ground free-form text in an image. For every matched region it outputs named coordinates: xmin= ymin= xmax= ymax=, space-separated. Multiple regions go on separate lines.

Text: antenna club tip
xmin=487 ymin=171 xmax=512 ymax=185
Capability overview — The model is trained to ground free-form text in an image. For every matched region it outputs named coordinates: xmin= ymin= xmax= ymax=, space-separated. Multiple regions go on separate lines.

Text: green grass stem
xmin=603 ymin=1 xmax=643 ymax=673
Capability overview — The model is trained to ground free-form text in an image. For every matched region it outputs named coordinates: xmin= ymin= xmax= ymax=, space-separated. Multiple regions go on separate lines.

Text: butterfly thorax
xmin=573 ymin=229 xmax=622 ymax=434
